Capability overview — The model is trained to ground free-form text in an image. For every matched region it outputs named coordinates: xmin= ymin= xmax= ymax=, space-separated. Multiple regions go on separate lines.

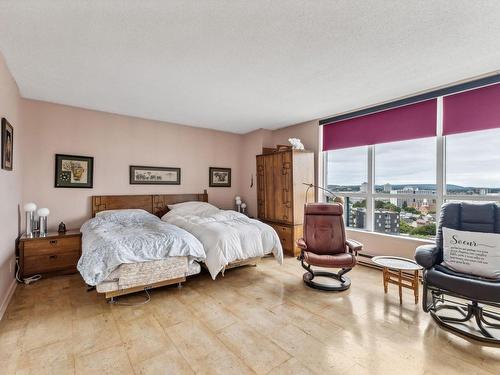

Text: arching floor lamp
xmin=303 ymin=183 xmax=343 ymax=205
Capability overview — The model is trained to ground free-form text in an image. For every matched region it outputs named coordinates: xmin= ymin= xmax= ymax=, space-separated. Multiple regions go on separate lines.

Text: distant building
xmin=383 ymin=183 xmax=392 ymax=193
xmin=360 ymin=182 xmax=368 ymax=193
xmin=348 ymin=208 xmax=366 ymax=229
xmin=389 ymin=186 xmax=436 ymax=211
xmin=374 ymin=211 xmax=400 ymax=234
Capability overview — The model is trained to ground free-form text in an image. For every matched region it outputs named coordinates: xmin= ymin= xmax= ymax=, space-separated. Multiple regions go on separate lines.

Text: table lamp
xmin=24 ymin=202 xmax=37 ymax=237
xmin=37 ymin=208 xmax=50 ymax=236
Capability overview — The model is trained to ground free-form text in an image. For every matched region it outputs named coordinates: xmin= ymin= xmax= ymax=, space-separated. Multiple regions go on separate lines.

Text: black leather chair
xmin=415 ymin=202 xmax=500 ymax=344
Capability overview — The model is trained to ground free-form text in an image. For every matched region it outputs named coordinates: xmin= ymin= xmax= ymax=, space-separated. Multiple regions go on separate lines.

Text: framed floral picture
xmin=55 ymin=154 xmax=94 ymax=188
xmin=1 ymin=118 xmax=13 ymax=171
xmin=209 ymin=167 xmax=231 ymax=187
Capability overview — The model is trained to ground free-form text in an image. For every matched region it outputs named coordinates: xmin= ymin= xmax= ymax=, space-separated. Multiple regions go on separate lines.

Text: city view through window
xmin=325 ymin=129 xmax=500 ymax=239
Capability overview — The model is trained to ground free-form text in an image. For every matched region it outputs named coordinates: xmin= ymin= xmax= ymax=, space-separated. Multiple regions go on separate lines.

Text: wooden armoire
xmin=256 ymin=148 xmax=314 ymax=256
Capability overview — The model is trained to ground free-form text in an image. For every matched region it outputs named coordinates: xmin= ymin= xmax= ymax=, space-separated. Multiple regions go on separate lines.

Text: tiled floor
xmin=1 ymin=257 xmax=499 ymax=374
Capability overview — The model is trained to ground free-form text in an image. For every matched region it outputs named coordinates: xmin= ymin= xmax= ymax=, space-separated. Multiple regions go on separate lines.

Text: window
xmin=325 ymin=139 xmax=438 ymax=239
xmin=375 ymin=138 xmax=436 ymax=193
xmin=446 ymin=128 xmax=500 ymax=196
xmin=326 ymin=146 xmax=368 ymax=193
xmin=322 ymin=83 xmax=500 ymax=241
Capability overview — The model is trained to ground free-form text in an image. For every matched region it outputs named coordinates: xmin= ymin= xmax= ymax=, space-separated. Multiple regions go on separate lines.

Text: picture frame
xmin=130 ymin=165 xmax=181 ymax=185
xmin=209 ymin=167 xmax=231 ymax=187
xmin=55 ymin=154 xmax=94 ymax=188
xmin=1 ymin=118 xmax=13 ymax=171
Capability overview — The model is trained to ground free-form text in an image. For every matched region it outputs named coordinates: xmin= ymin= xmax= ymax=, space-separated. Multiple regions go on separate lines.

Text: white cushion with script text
xmin=442 ymin=227 xmax=500 ymax=279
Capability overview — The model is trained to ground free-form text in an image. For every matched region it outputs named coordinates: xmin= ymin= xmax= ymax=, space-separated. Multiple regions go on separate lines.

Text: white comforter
xmin=78 ymin=209 xmax=205 ymax=286
xmin=162 ymin=210 xmax=283 ymax=279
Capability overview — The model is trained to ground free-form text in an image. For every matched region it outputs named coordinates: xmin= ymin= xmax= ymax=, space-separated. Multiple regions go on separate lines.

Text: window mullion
xmin=367 ymin=145 xmax=375 ymax=231
xmin=436 ymin=96 xmax=445 ymax=219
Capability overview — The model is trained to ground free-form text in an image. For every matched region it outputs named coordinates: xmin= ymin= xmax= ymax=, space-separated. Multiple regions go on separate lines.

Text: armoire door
xmin=256 ymin=155 xmax=266 ymax=219
xmin=273 ymin=151 xmax=293 ymax=223
xmin=264 ymin=154 xmax=276 ymax=221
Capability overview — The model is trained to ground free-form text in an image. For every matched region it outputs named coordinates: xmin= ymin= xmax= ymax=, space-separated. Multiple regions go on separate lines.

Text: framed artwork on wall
xmin=55 ymin=154 xmax=94 ymax=188
xmin=1 ymin=118 xmax=13 ymax=171
xmin=209 ymin=167 xmax=231 ymax=187
xmin=130 ymin=165 xmax=181 ymax=185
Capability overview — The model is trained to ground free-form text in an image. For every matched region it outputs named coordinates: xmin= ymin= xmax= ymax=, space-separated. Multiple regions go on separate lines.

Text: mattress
xmin=96 ymin=256 xmax=201 ymax=293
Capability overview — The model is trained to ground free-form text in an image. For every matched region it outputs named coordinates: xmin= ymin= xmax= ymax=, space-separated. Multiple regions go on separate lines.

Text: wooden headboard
xmin=92 ymin=190 xmax=208 ymax=218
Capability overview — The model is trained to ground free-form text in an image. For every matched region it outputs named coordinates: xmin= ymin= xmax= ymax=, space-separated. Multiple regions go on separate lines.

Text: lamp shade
xmin=37 ymin=208 xmax=50 ymax=217
xmin=24 ymin=202 xmax=37 ymax=212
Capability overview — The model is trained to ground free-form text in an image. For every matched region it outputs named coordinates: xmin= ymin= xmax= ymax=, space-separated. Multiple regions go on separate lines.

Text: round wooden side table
xmin=372 ymin=256 xmax=422 ymax=304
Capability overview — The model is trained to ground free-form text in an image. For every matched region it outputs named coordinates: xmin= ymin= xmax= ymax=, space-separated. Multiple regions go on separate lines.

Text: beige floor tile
xmin=21 ymin=311 xmax=72 ymax=351
xmin=133 ymin=351 xmax=195 ymax=375
xmin=271 ymin=302 xmax=343 ymax=343
xmin=116 ymin=315 xmax=172 ymax=364
xmin=267 ymin=358 xmax=317 ymax=375
xmin=270 ymin=322 xmax=354 ymax=374
xmin=167 ymin=320 xmax=253 ymax=374
xmin=72 ymin=313 xmax=122 ymax=356
xmin=177 ymin=289 xmax=238 ymax=332
xmin=217 ymin=322 xmax=290 ymax=374
xmin=17 ymin=339 xmax=75 ymax=375
xmin=109 ymin=298 xmax=155 ymax=323
xmin=151 ymin=295 xmax=195 ymax=329
xmin=75 ymin=344 xmax=133 ymax=375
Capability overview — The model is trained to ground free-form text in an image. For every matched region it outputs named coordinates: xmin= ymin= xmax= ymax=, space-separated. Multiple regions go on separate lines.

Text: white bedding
xmin=78 ymin=209 xmax=206 ymax=286
xmin=161 ymin=208 xmax=283 ymax=279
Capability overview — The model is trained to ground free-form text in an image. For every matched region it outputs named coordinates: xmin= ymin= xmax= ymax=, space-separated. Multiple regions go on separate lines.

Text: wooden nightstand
xmin=18 ymin=230 xmax=82 ymax=279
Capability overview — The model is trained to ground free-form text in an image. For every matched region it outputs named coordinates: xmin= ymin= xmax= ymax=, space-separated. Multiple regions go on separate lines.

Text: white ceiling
xmin=1 ymin=1 xmax=500 ymax=134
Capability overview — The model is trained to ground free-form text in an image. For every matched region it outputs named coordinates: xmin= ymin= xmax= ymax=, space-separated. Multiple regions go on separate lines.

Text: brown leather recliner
xmin=297 ymin=203 xmax=363 ymax=291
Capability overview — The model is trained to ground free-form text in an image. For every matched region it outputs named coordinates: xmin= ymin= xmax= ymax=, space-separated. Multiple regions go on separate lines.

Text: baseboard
xmin=0 ymin=278 xmax=17 ymax=320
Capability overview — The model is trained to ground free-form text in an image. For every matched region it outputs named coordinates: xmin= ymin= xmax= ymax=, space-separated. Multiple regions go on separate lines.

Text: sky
xmin=327 ymin=128 xmax=500 ymax=188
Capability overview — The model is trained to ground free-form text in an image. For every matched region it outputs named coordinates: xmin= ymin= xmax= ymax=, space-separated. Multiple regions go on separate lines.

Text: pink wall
xmin=20 ymin=100 xmax=320 ymax=228
xmin=21 ymin=99 xmax=243 ymax=230
xmin=0 ymin=53 xmax=22 ymax=315
xmin=238 ymin=129 xmax=272 ymax=217
xmin=237 ymin=121 xmax=321 ymax=217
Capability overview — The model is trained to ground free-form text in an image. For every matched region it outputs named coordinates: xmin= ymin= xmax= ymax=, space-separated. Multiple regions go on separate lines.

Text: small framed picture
xmin=130 ymin=166 xmax=181 ymax=185
xmin=1 ymin=118 xmax=13 ymax=171
xmin=55 ymin=154 xmax=94 ymax=188
xmin=209 ymin=167 xmax=231 ymax=187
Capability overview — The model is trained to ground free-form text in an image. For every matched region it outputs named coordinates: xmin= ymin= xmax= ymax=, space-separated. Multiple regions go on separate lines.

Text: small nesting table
xmin=372 ymin=256 xmax=422 ymax=304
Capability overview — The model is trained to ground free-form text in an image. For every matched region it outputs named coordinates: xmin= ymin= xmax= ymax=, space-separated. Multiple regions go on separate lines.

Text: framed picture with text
xmin=130 ymin=165 xmax=181 ymax=185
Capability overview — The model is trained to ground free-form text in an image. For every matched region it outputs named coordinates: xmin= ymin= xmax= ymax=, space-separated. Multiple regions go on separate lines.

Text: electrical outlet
xmin=9 ymin=260 xmax=12 ymax=273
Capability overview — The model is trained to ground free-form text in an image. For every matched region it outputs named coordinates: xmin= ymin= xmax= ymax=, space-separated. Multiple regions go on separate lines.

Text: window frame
xmin=323 ymin=96 xmax=500 ymax=239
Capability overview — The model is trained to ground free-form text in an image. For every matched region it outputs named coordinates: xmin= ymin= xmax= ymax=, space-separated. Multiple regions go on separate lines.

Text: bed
xmin=81 ymin=192 xmax=209 ymax=299
xmin=161 ymin=201 xmax=284 ymax=279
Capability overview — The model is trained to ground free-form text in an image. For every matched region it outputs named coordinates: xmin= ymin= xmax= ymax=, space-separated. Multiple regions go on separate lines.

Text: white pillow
xmin=167 ymin=201 xmax=219 ymax=217
xmin=95 ymin=208 xmax=150 ymax=217
xmin=442 ymin=227 xmax=500 ymax=279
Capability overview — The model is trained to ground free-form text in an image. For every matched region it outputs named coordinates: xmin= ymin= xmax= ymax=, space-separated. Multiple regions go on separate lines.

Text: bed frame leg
xmin=177 ymin=282 xmax=183 ymax=289
xmin=108 ymin=297 xmax=115 ymax=304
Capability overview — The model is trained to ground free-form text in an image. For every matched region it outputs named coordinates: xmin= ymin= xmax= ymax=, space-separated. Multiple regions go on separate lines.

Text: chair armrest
xmin=296 ymin=238 xmax=307 ymax=250
xmin=346 ymin=239 xmax=363 ymax=252
xmin=415 ymin=244 xmax=440 ymax=269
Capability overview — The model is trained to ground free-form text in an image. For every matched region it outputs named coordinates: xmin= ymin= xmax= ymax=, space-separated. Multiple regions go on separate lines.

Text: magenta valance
xmin=443 ymin=83 xmax=500 ymax=136
xmin=322 ymin=99 xmax=437 ymax=151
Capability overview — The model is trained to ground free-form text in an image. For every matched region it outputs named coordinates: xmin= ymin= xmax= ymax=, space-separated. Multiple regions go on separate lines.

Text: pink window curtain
xmin=443 ymin=83 xmax=500 ymax=136
xmin=322 ymin=99 xmax=437 ymax=151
